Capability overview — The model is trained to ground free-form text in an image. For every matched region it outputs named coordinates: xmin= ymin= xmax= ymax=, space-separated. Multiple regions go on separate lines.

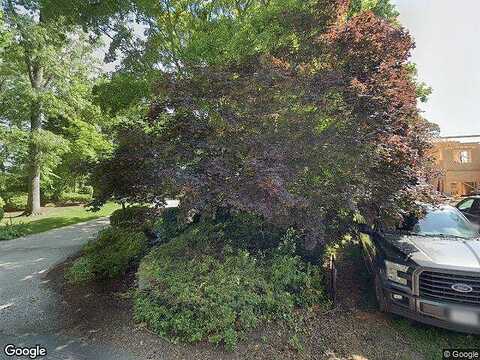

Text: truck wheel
xmin=374 ymin=274 xmax=387 ymax=313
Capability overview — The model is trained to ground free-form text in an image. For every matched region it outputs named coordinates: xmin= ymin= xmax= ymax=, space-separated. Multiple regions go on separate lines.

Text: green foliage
xmin=288 ymin=334 xmax=305 ymax=353
xmin=110 ymin=206 xmax=152 ymax=229
xmin=93 ymin=74 xmax=151 ymax=116
xmin=0 ymin=10 xmax=9 ymax=48
xmin=64 ymin=256 xmax=95 ymax=283
xmin=4 ymin=193 xmax=28 ymax=211
xmin=222 ymin=212 xmax=285 ymax=252
xmin=0 ymin=223 xmax=29 ymax=241
xmin=0 ymin=3 xmax=113 ymax=211
xmin=79 ymin=186 xmax=94 ymax=195
xmin=32 ymin=129 xmax=70 ymax=179
xmin=348 ymin=0 xmax=399 ymax=20
xmin=57 ymin=192 xmax=92 ymax=205
xmin=152 ymin=207 xmax=183 ymax=241
xmin=65 ymin=227 xmax=148 ymax=283
xmin=47 ymin=117 xmax=113 ymax=190
xmin=135 ymin=223 xmax=328 ymax=350
xmin=0 ymin=127 xmax=29 ymax=197
xmin=405 ymin=64 xmax=433 ymax=104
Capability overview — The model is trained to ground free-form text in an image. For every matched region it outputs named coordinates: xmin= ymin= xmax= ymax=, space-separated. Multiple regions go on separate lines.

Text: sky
xmin=393 ymin=0 xmax=480 ymax=136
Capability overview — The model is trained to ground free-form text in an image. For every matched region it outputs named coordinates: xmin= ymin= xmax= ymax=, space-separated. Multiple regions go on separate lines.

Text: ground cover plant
xmin=135 ymin=218 xmax=330 ymax=351
xmin=65 ymin=205 xmax=159 ymax=283
xmin=65 ymin=226 xmax=148 ymax=283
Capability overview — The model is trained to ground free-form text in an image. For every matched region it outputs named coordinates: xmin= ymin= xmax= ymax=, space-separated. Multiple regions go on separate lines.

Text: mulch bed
xmin=45 ymin=244 xmax=424 ymax=360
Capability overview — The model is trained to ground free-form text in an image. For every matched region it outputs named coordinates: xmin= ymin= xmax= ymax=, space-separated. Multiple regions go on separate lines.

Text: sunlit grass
xmin=0 ymin=203 xmax=119 ymax=239
xmin=392 ymin=318 xmax=480 ymax=360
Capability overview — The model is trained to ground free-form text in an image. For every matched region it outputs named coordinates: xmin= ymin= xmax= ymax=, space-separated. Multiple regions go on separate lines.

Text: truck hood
xmin=384 ymin=233 xmax=480 ymax=272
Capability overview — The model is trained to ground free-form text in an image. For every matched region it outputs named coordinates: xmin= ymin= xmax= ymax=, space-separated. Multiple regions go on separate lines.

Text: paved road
xmin=0 ymin=218 xmax=135 ymax=360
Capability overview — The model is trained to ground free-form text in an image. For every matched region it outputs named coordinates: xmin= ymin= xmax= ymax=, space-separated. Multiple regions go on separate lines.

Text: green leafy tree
xmin=348 ymin=0 xmax=399 ymax=20
xmin=0 ymin=10 xmax=9 ymax=47
xmin=0 ymin=2 xmax=110 ymax=214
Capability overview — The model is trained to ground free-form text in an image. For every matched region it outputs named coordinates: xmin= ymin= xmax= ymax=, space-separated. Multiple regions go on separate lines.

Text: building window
xmin=450 ymin=182 xmax=458 ymax=196
xmin=458 ymin=150 xmax=472 ymax=163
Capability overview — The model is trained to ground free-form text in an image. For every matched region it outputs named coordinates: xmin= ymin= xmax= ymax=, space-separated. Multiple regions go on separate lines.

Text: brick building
xmin=432 ymin=135 xmax=480 ymax=196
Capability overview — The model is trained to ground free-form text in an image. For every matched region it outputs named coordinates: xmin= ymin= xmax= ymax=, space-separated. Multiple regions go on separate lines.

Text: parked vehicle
xmin=359 ymin=205 xmax=480 ymax=334
xmin=456 ymin=196 xmax=480 ymax=225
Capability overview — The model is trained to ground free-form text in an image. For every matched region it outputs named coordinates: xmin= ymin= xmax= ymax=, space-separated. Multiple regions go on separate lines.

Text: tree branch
xmin=24 ymin=53 xmax=35 ymax=87
xmin=43 ymin=73 xmax=54 ymax=88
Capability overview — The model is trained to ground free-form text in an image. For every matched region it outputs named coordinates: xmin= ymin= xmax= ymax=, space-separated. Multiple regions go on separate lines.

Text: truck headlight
xmin=385 ymin=260 xmax=409 ymax=285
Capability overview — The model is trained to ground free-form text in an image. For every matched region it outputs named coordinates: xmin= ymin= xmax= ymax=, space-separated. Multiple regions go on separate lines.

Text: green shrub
xmin=0 ymin=223 xmax=29 ymax=241
xmin=65 ymin=256 xmax=95 ymax=283
xmin=152 ymin=207 xmax=184 ymax=240
xmin=110 ymin=206 xmax=151 ymax=229
xmin=79 ymin=185 xmax=94 ymax=195
xmin=151 ymin=209 xmax=283 ymax=251
xmin=40 ymin=191 xmax=54 ymax=205
xmin=0 ymin=196 xmax=5 ymax=209
xmin=65 ymin=227 xmax=148 ymax=283
xmin=57 ymin=192 xmax=92 ymax=205
xmin=222 ymin=212 xmax=285 ymax=252
xmin=135 ymin=223 xmax=328 ymax=351
xmin=4 ymin=193 xmax=28 ymax=212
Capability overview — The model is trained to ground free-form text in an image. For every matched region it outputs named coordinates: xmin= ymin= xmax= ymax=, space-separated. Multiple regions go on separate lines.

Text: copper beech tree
xmin=93 ymin=2 xmax=438 ymax=250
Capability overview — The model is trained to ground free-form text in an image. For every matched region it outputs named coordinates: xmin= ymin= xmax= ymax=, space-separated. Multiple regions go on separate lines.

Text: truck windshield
xmin=400 ymin=208 xmax=479 ymax=239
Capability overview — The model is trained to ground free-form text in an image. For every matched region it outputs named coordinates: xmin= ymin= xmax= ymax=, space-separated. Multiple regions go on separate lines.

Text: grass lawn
xmin=0 ymin=203 xmax=120 ymax=240
xmin=392 ymin=318 xmax=480 ymax=360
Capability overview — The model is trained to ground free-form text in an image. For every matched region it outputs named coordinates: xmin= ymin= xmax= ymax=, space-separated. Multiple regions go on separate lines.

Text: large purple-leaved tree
xmin=92 ymin=1 xmax=438 ymax=250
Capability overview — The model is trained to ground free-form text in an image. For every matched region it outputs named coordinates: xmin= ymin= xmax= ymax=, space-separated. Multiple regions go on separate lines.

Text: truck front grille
xmin=419 ymin=271 xmax=480 ymax=306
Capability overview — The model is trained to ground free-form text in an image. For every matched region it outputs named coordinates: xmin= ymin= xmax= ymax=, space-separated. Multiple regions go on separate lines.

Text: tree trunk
xmin=26 ymin=65 xmax=44 ymax=216
xmin=26 ymin=122 xmax=42 ymax=215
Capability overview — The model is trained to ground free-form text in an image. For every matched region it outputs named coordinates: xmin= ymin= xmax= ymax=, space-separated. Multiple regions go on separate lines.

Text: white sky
xmin=393 ymin=0 xmax=480 ymax=136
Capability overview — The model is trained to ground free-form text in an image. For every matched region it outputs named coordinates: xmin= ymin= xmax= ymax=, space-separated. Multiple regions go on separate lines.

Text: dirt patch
xmin=46 ymin=244 xmax=425 ymax=360
xmin=303 ymin=243 xmax=424 ymax=360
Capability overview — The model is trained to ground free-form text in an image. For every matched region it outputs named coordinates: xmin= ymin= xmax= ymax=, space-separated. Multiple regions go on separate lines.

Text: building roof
xmin=437 ymin=135 xmax=480 ymax=143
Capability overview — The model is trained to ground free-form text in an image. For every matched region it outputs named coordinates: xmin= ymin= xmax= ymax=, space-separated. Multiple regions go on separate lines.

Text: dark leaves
xmin=94 ymin=3 xmax=437 ymax=248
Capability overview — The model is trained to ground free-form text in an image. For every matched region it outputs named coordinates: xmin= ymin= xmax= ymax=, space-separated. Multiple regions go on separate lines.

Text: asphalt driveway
xmin=0 ymin=218 xmax=135 ymax=360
